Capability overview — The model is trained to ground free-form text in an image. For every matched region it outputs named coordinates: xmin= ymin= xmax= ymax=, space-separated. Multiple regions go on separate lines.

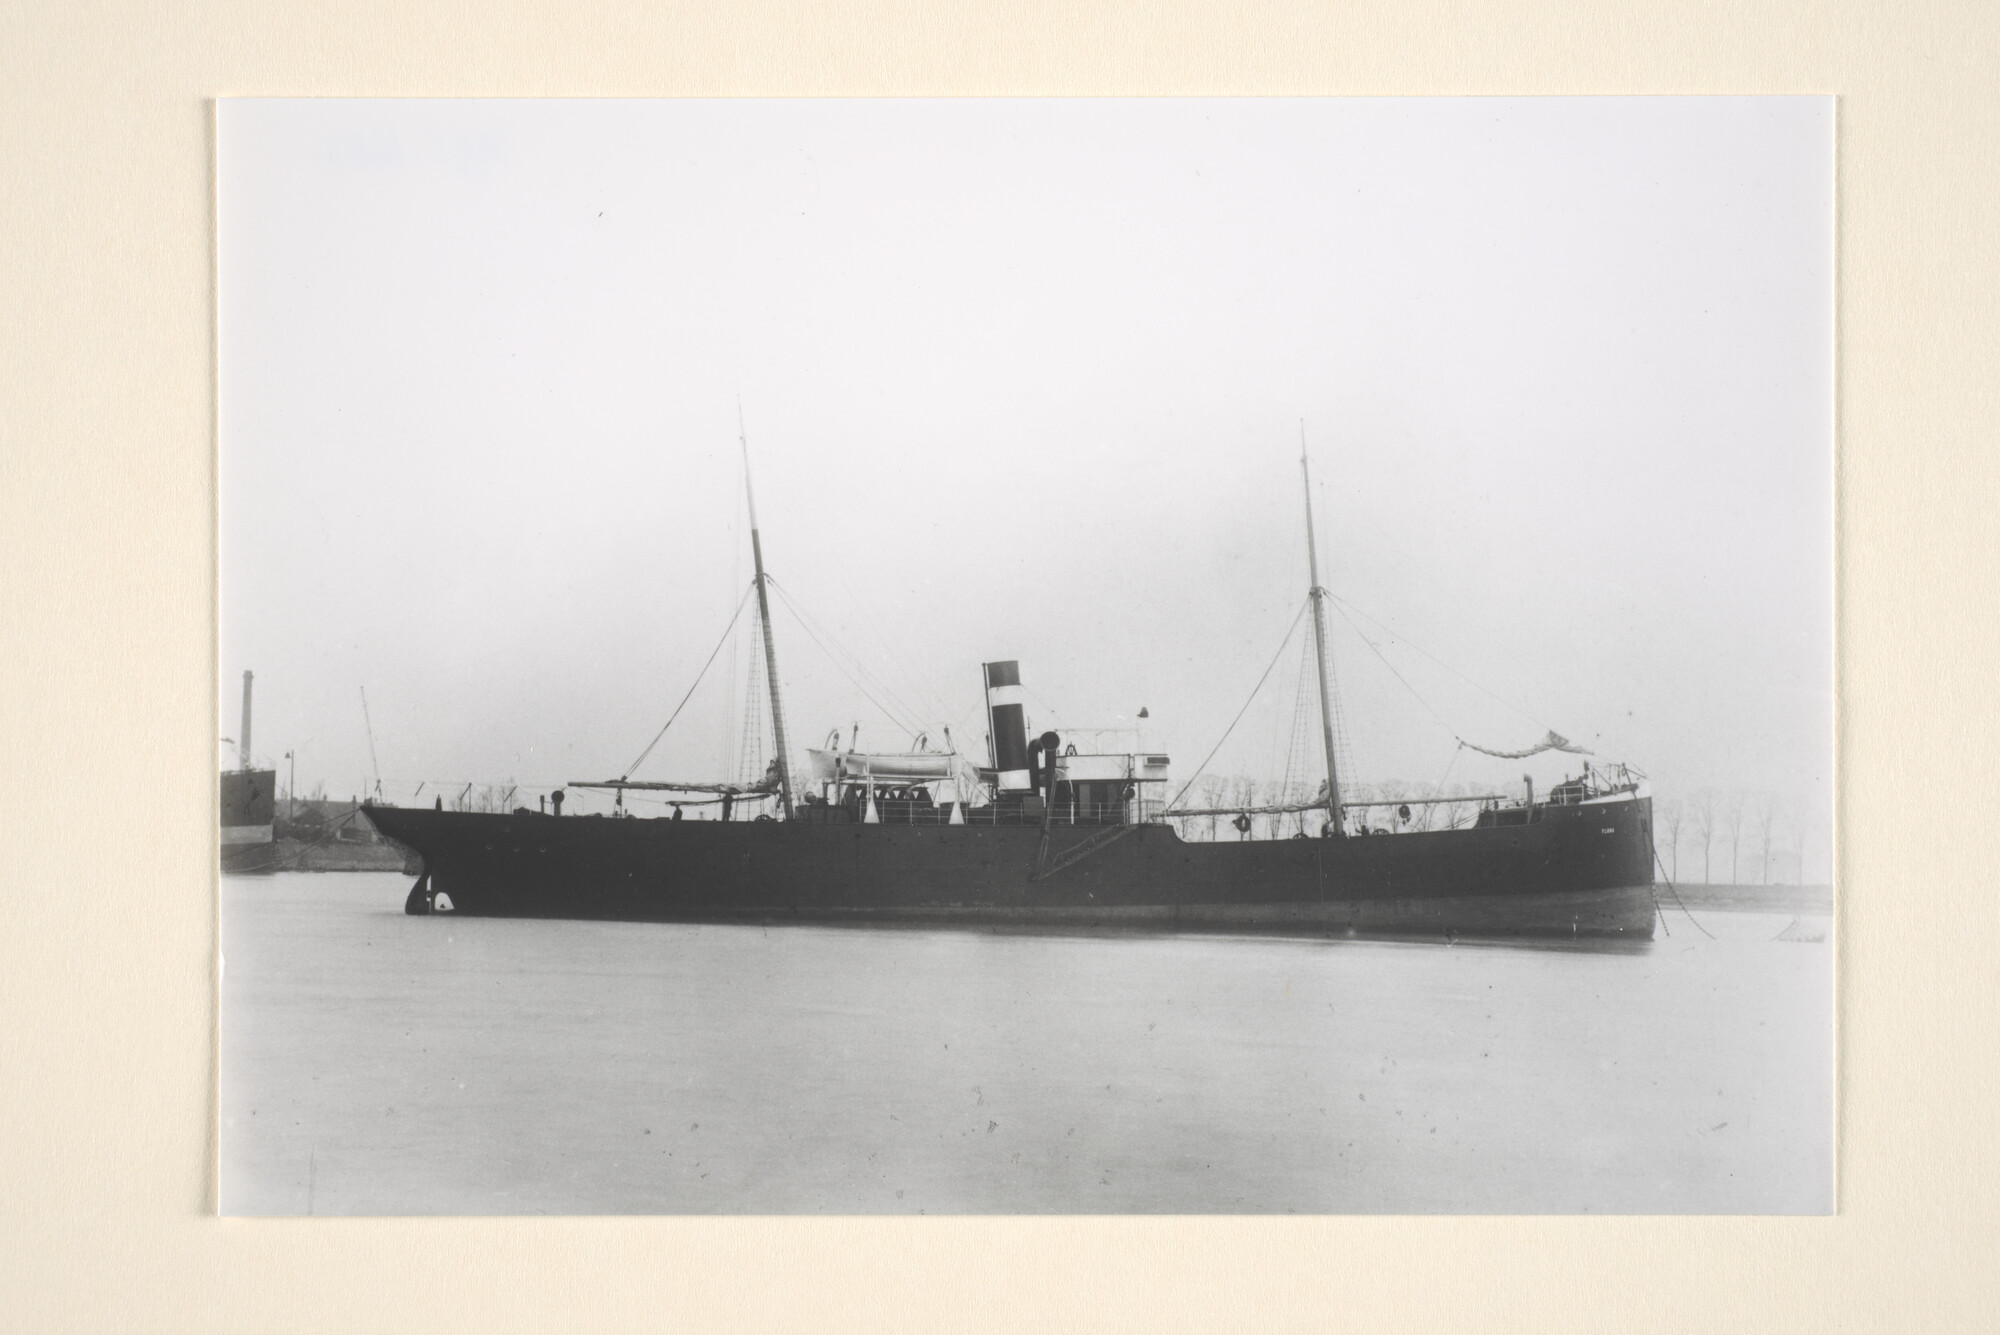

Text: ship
xmin=364 ymin=434 xmax=1659 ymax=939
xmin=220 ymin=669 xmax=280 ymax=874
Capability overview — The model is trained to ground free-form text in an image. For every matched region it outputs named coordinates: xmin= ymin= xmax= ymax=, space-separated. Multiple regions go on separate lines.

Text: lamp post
xmin=284 ymin=751 xmax=295 ymax=820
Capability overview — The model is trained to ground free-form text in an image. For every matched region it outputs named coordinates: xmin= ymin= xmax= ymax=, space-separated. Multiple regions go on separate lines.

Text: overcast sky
xmin=219 ymin=97 xmax=1831 ymax=856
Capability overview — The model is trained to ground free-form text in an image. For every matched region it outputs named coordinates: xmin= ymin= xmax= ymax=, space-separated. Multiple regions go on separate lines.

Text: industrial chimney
xmin=239 ymin=670 xmax=254 ymax=773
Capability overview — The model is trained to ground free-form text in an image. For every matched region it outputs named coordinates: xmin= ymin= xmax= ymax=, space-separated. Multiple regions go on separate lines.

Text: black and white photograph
xmin=218 ymin=96 xmax=1833 ymax=1215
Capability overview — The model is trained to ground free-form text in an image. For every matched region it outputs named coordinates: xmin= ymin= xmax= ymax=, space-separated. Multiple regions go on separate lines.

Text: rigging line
xmin=1165 ymin=598 xmax=1310 ymax=814
xmin=846 ymin=612 xmax=964 ymax=737
xmin=786 ymin=581 xmax=953 ymax=728
xmin=1289 ymin=626 xmax=1314 ymax=795
xmin=765 ymin=578 xmax=937 ymax=735
xmin=762 ymin=575 xmax=923 ymax=718
xmin=766 ymin=580 xmax=928 ymax=737
xmin=807 ymin=581 xmax=963 ymax=728
xmin=1273 ymin=628 xmax=1312 ymax=806
xmin=766 ymin=582 xmax=926 ymax=737
xmin=623 ymin=582 xmax=756 ymax=779
xmin=1022 ymin=685 xmax=1071 ymax=732
xmin=1431 ymin=740 xmax=1461 ymax=803
xmin=1327 ymin=599 xmax=1462 ymax=740
xmin=1419 ymin=742 xmax=1464 ymax=831
xmin=1275 ymin=634 xmax=1314 ymax=836
xmin=735 ymin=627 xmax=768 ymax=786
xmin=1325 ymin=591 xmax=1551 ymax=732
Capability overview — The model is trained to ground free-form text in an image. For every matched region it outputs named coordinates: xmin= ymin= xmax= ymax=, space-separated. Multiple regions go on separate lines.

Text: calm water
xmin=221 ymin=872 xmax=1832 ymax=1214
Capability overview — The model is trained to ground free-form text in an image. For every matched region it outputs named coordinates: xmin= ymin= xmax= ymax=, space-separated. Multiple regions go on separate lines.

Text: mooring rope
xmin=1652 ymin=843 xmax=1713 ymax=938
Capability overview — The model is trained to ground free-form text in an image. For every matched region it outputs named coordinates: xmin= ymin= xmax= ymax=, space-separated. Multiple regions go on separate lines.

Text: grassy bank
xmin=1664 ymin=882 xmax=1833 ymax=914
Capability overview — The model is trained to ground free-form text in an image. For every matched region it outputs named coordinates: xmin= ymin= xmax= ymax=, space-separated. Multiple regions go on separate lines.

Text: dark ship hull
xmin=365 ymin=792 xmax=1657 ymax=939
xmin=220 ymin=767 xmax=279 ymax=875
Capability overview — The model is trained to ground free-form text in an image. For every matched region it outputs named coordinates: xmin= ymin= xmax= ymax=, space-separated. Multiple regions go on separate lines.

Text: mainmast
xmin=740 ymin=411 xmax=795 ymax=818
xmin=1300 ymin=426 xmax=1345 ymax=834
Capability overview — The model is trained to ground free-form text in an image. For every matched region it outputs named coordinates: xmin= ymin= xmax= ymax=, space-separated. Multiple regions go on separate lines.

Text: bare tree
xmin=1690 ymin=789 xmax=1718 ymax=884
xmin=1443 ymin=781 xmax=1474 ymax=831
xmin=1288 ymin=775 xmax=1320 ymax=839
xmin=1752 ymin=795 xmax=1780 ymax=884
xmin=1410 ymin=778 xmax=1445 ymax=832
xmin=1231 ymin=776 xmax=1260 ymax=839
xmin=1658 ymin=796 xmax=1684 ymax=880
xmin=1196 ymin=775 xmax=1229 ymax=842
xmin=1344 ymin=782 xmax=1373 ymax=835
xmin=1722 ymin=792 xmax=1746 ymax=884
xmin=1232 ymin=775 xmax=1264 ymax=839
xmin=1374 ymin=779 xmax=1409 ymax=834
xmin=471 ymin=781 xmax=519 ymax=815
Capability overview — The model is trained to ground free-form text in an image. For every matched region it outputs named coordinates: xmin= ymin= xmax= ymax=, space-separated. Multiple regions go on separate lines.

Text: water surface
xmin=222 ymin=872 xmax=1831 ymax=1213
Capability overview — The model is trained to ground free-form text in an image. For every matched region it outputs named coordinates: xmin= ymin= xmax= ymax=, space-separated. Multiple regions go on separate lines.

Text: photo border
xmin=4 ymin=0 xmax=1988 ymax=1327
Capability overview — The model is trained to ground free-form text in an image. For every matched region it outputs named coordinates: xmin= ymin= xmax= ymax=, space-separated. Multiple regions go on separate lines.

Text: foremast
xmin=1301 ymin=427 xmax=1345 ymax=835
xmin=740 ymin=413 xmax=795 ymax=819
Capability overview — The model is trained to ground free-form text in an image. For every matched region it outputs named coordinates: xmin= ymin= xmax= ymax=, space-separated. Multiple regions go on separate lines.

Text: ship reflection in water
xmin=222 ymin=872 xmax=1831 ymax=1215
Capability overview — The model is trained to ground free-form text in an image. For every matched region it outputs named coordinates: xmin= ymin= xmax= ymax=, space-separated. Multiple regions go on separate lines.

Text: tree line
xmin=1651 ymin=790 xmax=1823 ymax=887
